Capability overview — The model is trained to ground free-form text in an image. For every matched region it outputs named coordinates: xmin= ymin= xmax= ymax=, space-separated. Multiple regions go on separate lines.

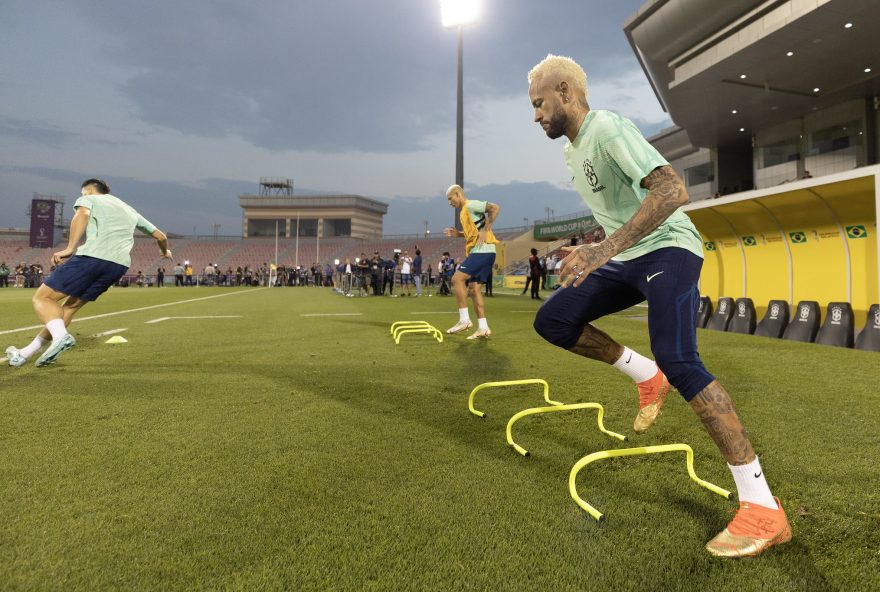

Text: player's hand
xmin=162 ymin=249 xmax=173 ymax=259
xmin=558 ymin=244 xmax=611 ymax=289
xmin=443 ymin=227 xmax=458 ymax=237
xmin=51 ymin=248 xmax=74 ymax=265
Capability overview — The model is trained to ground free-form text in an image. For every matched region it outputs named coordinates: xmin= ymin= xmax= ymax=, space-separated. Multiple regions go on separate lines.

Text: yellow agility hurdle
xmin=468 ymin=379 xmax=562 ymax=418
xmin=391 ymin=321 xmax=444 ymax=344
xmin=391 ymin=320 xmax=433 ymax=335
xmin=568 ymin=443 xmax=733 ymax=522
xmin=394 ymin=327 xmax=443 ymax=344
xmin=506 ymin=403 xmax=626 ymax=457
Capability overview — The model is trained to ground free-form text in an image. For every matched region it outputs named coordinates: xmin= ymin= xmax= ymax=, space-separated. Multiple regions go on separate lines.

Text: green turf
xmin=1 ymin=285 xmax=878 ymax=591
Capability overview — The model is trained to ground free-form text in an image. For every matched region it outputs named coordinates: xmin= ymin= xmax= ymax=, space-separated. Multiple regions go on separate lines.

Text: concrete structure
xmin=624 ymin=0 xmax=880 ymax=324
xmin=625 ymin=0 xmax=880 ymax=200
xmin=238 ymin=179 xmax=388 ymax=239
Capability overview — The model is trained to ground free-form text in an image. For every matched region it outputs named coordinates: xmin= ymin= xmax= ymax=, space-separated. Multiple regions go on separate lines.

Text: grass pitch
xmin=0 ymin=285 xmax=878 ymax=591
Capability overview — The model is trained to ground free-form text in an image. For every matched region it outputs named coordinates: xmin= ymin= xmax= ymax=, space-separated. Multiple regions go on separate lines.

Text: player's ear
xmin=558 ymin=80 xmax=570 ymax=102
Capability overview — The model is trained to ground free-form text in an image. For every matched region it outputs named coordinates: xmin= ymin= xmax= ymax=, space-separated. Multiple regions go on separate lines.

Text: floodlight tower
xmin=440 ymin=0 xmax=479 ymax=230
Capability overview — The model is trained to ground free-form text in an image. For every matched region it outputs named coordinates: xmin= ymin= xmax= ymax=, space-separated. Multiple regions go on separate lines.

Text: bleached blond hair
xmin=446 ymin=184 xmax=463 ymax=198
xmin=528 ymin=54 xmax=589 ymax=99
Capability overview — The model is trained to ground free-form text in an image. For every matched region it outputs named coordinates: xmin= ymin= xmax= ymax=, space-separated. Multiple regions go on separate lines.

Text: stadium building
xmin=624 ymin=0 xmax=880 ymax=333
xmin=238 ymin=178 xmax=388 ymax=239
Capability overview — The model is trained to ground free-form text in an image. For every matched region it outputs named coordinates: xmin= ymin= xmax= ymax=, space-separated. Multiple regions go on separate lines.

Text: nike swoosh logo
xmin=646 ymin=271 xmax=665 ymax=282
xmin=625 ymin=352 xmax=633 ymax=364
xmin=754 ymin=472 xmax=762 ymax=478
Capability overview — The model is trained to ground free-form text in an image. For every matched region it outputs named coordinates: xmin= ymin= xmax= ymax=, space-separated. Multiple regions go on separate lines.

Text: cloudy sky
xmin=0 ymin=0 xmax=671 ymax=236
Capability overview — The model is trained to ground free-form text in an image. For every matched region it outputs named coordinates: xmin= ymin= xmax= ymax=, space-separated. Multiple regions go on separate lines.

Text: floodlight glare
xmin=440 ymin=0 xmax=479 ymax=28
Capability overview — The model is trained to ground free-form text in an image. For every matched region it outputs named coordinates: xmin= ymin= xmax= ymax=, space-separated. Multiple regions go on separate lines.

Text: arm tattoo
xmin=689 ymin=381 xmax=756 ymax=465
xmin=602 ymin=165 xmax=688 ymax=258
xmin=569 ymin=324 xmax=624 ymax=365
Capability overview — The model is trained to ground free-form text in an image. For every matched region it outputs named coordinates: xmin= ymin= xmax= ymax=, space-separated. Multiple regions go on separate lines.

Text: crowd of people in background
xmin=0 ymin=262 xmax=46 ymax=288
xmin=1 ymin=243 xmax=580 ymax=294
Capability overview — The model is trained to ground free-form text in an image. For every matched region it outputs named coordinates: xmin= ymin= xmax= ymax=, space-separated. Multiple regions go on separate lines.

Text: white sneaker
xmin=446 ymin=320 xmax=473 ymax=334
xmin=467 ymin=328 xmax=492 ymax=340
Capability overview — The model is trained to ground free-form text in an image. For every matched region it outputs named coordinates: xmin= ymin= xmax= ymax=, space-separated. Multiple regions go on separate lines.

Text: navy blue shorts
xmin=533 ymin=247 xmax=714 ymax=400
xmin=457 ymin=252 xmax=495 ymax=285
xmin=44 ymin=255 xmax=128 ymax=301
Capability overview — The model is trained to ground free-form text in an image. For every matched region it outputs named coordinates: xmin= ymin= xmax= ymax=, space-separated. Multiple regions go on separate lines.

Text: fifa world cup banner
xmin=533 ymin=214 xmax=600 ymax=240
xmin=29 ymin=199 xmax=56 ymax=248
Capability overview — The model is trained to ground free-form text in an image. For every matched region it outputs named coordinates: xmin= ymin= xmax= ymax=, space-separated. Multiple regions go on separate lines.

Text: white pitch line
xmin=145 ymin=315 xmax=242 ymax=324
xmin=93 ymin=328 xmax=128 ymax=337
xmin=0 ymin=288 xmax=267 ymax=336
xmin=409 ymin=311 xmax=458 ymax=315
xmin=299 ymin=313 xmax=363 ymax=317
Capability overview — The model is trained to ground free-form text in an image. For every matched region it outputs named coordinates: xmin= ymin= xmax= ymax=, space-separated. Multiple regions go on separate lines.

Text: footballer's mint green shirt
xmin=73 ymin=194 xmax=157 ymax=268
xmin=564 ymin=110 xmax=703 ymax=261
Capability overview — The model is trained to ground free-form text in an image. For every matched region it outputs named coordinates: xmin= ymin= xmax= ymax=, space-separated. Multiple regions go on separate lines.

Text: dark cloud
xmin=71 ymin=0 xmax=647 ymax=152
xmin=0 ymin=119 xmax=80 ymax=148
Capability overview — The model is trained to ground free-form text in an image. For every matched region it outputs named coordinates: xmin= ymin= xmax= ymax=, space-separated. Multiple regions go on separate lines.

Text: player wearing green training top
xmin=528 ymin=54 xmax=790 ymax=558
xmin=5 ymin=179 xmax=171 ymax=368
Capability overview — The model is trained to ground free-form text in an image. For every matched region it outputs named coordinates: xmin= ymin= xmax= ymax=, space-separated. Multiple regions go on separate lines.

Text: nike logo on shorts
xmin=646 ymin=271 xmax=665 ymax=282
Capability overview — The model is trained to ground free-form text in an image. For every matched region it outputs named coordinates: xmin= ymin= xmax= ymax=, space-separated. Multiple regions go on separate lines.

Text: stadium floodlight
xmin=440 ymin=0 xmax=479 ymax=28
xmin=440 ymin=0 xmax=480 ymax=231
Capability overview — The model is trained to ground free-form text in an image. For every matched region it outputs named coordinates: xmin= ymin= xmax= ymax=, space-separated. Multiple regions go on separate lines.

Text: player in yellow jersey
xmin=443 ymin=185 xmax=500 ymax=340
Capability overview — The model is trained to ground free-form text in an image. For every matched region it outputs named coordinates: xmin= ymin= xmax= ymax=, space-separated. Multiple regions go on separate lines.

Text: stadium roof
xmin=625 ymin=0 xmax=880 ymax=147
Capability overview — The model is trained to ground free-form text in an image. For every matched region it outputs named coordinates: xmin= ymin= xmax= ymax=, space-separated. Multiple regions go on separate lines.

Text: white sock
xmin=729 ymin=456 xmax=777 ymax=509
xmin=46 ymin=319 xmax=68 ymax=342
xmin=477 ymin=318 xmax=489 ymax=331
xmin=612 ymin=346 xmax=658 ymax=383
xmin=20 ymin=335 xmax=48 ymax=358
xmin=459 ymin=308 xmax=470 ymax=323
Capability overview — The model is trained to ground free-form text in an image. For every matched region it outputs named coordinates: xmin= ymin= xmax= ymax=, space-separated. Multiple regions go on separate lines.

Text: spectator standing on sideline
xmin=184 ymin=262 xmax=194 ymax=286
xmin=173 ymin=262 xmax=184 ymax=286
xmin=203 ymin=263 xmax=215 ymax=286
xmin=540 ymin=253 xmax=548 ymax=290
xmin=383 ymin=253 xmax=398 ymax=296
xmin=156 ymin=266 xmax=165 ymax=287
xmin=6 ymin=178 xmax=170 ymax=368
xmin=399 ymin=249 xmax=413 ymax=296
xmin=0 ymin=262 xmax=9 ymax=288
xmin=528 ymin=248 xmax=542 ymax=300
xmin=412 ymin=249 xmax=423 ymax=296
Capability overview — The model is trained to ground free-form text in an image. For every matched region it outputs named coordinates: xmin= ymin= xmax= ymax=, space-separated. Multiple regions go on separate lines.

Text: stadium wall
xmin=685 ymin=165 xmax=880 ymax=326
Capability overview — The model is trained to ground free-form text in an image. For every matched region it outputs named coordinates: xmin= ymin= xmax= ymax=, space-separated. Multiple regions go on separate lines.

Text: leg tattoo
xmin=569 ymin=324 xmax=624 ymax=365
xmin=689 ymin=380 xmax=756 ymax=465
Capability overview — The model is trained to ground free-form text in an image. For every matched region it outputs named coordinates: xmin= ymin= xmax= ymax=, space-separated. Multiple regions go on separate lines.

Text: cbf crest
xmin=799 ymin=304 xmax=810 ymax=321
xmin=582 ymin=159 xmax=606 ymax=194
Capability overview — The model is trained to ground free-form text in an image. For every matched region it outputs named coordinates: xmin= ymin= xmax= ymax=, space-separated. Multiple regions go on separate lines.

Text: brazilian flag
xmin=789 ymin=231 xmax=807 ymax=244
xmin=704 ymin=241 xmax=716 ymax=251
xmin=742 ymin=235 xmax=757 ymax=247
xmin=846 ymin=225 xmax=867 ymax=239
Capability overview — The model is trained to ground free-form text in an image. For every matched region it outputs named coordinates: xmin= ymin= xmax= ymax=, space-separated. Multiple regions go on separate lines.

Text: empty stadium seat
xmin=754 ymin=300 xmax=790 ymax=338
xmin=855 ymin=304 xmax=880 ymax=352
xmin=815 ymin=302 xmax=854 ymax=348
xmin=728 ymin=298 xmax=756 ymax=334
xmin=782 ymin=301 xmax=820 ymax=343
xmin=706 ymin=297 xmax=733 ymax=331
xmin=696 ymin=296 xmax=712 ymax=328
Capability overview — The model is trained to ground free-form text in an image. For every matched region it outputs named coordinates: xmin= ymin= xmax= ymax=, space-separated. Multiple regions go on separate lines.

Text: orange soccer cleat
xmin=706 ymin=497 xmax=792 ymax=558
xmin=633 ymin=370 xmax=670 ymax=434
